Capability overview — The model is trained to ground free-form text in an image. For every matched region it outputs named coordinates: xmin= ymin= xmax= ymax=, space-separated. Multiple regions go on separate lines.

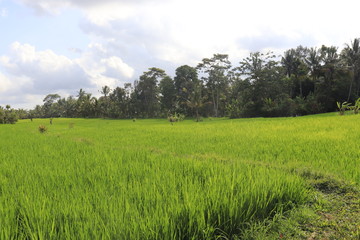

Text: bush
xmin=261 ymin=95 xmax=295 ymax=117
xmin=304 ymin=93 xmax=324 ymax=114
xmin=38 ymin=125 xmax=48 ymax=133
xmin=167 ymin=112 xmax=185 ymax=123
xmin=6 ymin=112 xmax=18 ymax=124
xmin=226 ymin=99 xmax=243 ymax=118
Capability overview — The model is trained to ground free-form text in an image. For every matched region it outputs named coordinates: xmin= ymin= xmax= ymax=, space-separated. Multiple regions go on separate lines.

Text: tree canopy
xmin=5 ymin=38 xmax=360 ymax=120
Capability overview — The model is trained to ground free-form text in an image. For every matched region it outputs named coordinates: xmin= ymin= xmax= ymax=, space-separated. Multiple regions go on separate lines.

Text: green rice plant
xmin=0 ymin=115 xmax=359 ymax=239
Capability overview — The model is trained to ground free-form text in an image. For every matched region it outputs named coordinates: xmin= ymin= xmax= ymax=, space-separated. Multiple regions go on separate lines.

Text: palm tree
xmin=186 ymin=82 xmax=206 ymax=122
xmin=343 ymin=38 xmax=360 ymax=101
xmin=77 ymin=88 xmax=86 ymax=99
xmin=100 ymin=85 xmax=111 ymax=98
xmin=305 ymin=47 xmax=320 ymax=81
xmin=100 ymin=86 xmax=111 ymax=117
xmin=304 ymin=47 xmax=321 ymax=95
xmin=282 ymin=49 xmax=303 ymax=96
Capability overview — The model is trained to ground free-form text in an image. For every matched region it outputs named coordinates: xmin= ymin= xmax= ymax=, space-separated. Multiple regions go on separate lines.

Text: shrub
xmin=38 ymin=125 xmax=48 ymax=133
xmin=167 ymin=112 xmax=185 ymax=123
xmin=6 ymin=112 xmax=18 ymax=124
xmin=304 ymin=93 xmax=324 ymax=114
xmin=226 ymin=99 xmax=243 ymax=118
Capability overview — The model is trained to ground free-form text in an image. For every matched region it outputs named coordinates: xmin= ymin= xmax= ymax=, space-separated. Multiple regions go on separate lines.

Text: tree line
xmin=2 ymin=38 xmax=360 ymax=122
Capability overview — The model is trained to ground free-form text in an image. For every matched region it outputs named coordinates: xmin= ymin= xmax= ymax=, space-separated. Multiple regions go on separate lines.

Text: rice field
xmin=0 ymin=113 xmax=359 ymax=239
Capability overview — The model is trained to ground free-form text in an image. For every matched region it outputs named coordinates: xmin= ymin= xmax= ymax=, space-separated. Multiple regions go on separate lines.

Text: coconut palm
xmin=343 ymin=38 xmax=360 ymax=101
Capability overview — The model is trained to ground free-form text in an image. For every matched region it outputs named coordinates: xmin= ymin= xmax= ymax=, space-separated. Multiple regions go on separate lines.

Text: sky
xmin=0 ymin=0 xmax=359 ymax=109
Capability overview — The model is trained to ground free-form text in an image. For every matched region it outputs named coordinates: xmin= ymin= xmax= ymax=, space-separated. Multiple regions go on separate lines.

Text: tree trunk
xmin=347 ymin=70 xmax=354 ymax=102
xmin=212 ymin=91 xmax=217 ymax=117
xmin=297 ymin=75 xmax=303 ymax=97
xmin=356 ymin=73 xmax=360 ymax=97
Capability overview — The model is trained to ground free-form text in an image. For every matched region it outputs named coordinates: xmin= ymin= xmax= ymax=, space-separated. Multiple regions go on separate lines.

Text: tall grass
xmin=0 ymin=114 xmax=358 ymax=239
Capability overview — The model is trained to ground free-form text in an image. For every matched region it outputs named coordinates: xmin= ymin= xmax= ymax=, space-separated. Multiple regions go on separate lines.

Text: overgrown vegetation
xmin=0 ymin=114 xmax=359 ymax=239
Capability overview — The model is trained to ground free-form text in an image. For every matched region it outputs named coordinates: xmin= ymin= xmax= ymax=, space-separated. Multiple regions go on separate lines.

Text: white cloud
xmin=74 ymin=0 xmax=359 ymax=69
xmin=101 ymin=56 xmax=134 ymax=79
xmin=0 ymin=42 xmax=136 ymax=108
xmin=17 ymin=0 xmax=360 ymax=63
xmin=5 ymin=0 xmax=360 ymax=109
xmin=0 ymin=71 xmax=11 ymax=92
xmin=76 ymin=43 xmax=135 ymax=89
xmin=0 ymin=8 xmax=7 ymax=17
xmin=0 ymin=42 xmax=90 ymax=91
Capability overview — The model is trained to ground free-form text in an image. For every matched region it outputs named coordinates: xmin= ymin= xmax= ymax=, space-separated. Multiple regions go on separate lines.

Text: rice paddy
xmin=0 ymin=113 xmax=359 ymax=239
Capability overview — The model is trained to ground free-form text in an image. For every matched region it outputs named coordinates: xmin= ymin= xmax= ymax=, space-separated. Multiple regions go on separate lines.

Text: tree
xmin=99 ymin=85 xmax=111 ymax=117
xmin=197 ymin=54 xmax=232 ymax=117
xmin=0 ymin=105 xmax=18 ymax=124
xmin=100 ymin=85 xmax=111 ymax=98
xmin=77 ymin=89 xmax=86 ymax=100
xmin=342 ymin=38 xmax=360 ymax=101
xmin=282 ymin=49 xmax=303 ymax=96
xmin=305 ymin=47 xmax=321 ymax=82
xmin=174 ymin=65 xmax=199 ymax=115
xmin=186 ymin=80 xmax=206 ymax=122
xmin=76 ymin=89 xmax=97 ymax=117
xmin=235 ymin=52 xmax=287 ymax=114
xmin=26 ymin=38 xmax=360 ymax=119
xmin=109 ymin=85 xmax=132 ymax=118
xmin=281 ymin=47 xmax=314 ymax=98
xmin=159 ymin=76 xmax=176 ymax=114
xmin=134 ymin=67 xmax=166 ymax=118
xmin=57 ymin=96 xmax=77 ymax=117
xmin=43 ymin=94 xmax=61 ymax=117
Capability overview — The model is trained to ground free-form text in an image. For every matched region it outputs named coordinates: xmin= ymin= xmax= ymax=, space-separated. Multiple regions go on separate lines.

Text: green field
xmin=0 ymin=114 xmax=359 ymax=239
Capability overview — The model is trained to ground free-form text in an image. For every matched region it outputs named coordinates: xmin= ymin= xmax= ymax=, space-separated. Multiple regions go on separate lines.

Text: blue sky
xmin=0 ymin=1 xmax=88 ymax=57
xmin=0 ymin=0 xmax=359 ymax=109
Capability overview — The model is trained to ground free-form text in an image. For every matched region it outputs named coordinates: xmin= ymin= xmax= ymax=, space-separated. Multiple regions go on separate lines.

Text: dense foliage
xmin=6 ymin=38 xmax=360 ymax=119
xmin=0 ymin=105 xmax=19 ymax=124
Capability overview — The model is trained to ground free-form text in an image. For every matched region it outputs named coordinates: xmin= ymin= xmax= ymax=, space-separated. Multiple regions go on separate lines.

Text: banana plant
xmin=337 ymin=101 xmax=351 ymax=115
xmin=350 ymin=98 xmax=360 ymax=114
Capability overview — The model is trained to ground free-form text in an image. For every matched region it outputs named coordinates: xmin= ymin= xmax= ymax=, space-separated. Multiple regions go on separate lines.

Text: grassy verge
xmin=241 ymin=172 xmax=360 ymax=240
